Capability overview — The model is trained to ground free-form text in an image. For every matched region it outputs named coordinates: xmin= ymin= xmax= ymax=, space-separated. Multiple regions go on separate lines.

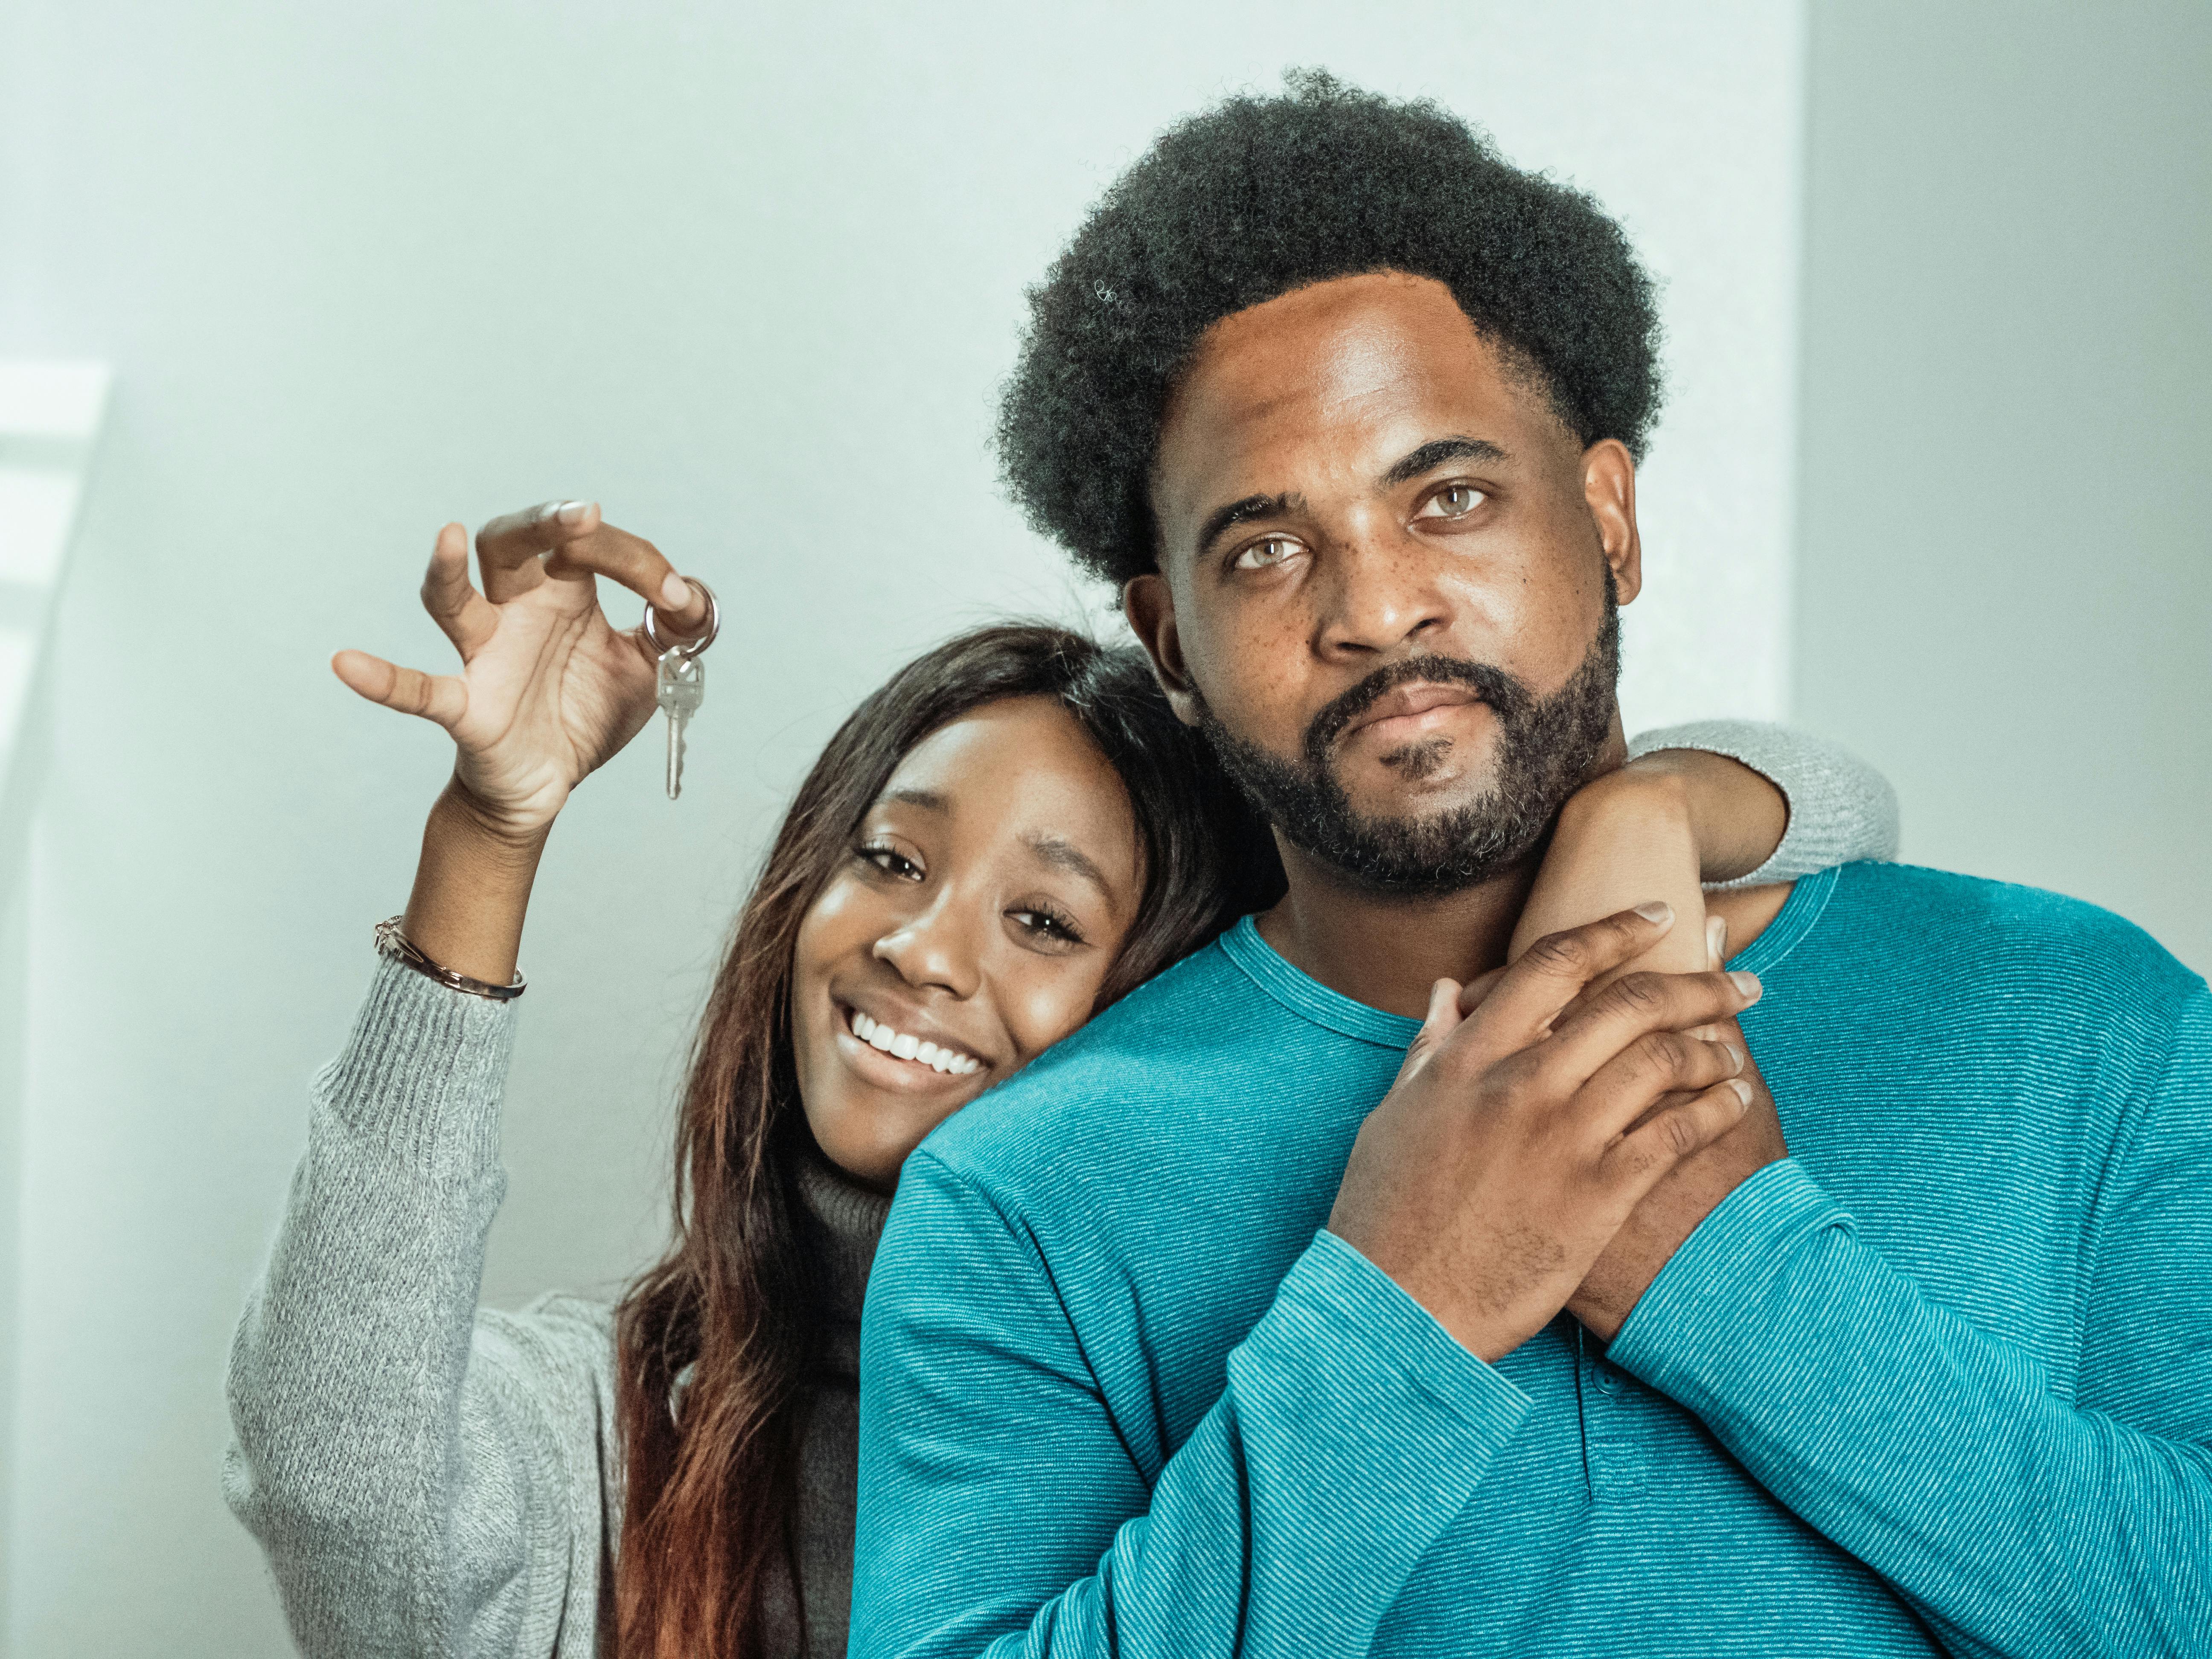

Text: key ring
xmin=643 ymin=576 xmax=720 ymax=660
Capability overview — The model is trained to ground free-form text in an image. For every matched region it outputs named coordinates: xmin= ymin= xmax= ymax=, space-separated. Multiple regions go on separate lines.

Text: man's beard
xmin=1196 ymin=600 xmax=1620 ymax=898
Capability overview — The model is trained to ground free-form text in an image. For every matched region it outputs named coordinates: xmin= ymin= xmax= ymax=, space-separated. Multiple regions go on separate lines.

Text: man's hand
xmin=1328 ymin=905 xmax=1764 ymax=1363
xmin=1568 ymin=1013 xmax=1789 ymax=1342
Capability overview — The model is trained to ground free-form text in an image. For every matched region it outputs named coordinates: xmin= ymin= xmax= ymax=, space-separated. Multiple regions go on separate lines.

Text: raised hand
xmin=1327 ymin=904 xmax=1764 ymax=1363
xmin=332 ymin=502 xmax=713 ymax=838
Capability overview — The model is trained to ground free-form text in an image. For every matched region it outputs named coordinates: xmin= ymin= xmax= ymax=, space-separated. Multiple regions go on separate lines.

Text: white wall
xmin=0 ymin=3 xmax=1805 ymax=1651
xmin=1797 ymin=0 xmax=2212 ymax=975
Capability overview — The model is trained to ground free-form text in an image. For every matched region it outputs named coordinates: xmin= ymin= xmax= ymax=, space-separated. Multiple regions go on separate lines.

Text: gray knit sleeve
xmin=1626 ymin=720 xmax=1901 ymax=891
xmin=222 ymin=956 xmax=619 ymax=1659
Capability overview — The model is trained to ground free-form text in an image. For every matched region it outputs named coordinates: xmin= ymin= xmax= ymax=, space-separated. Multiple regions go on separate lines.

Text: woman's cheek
xmin=1001 ymin=960 xmax=1113 ymax=1064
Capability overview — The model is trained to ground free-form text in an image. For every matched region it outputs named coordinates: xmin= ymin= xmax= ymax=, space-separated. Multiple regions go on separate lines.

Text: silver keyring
xmin=643 ymin=576 xmax=720 ymax=660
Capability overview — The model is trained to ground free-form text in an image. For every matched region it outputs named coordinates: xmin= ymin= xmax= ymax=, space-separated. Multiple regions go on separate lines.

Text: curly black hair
xmin=996 ymin=71 xmax=1664 ymax=587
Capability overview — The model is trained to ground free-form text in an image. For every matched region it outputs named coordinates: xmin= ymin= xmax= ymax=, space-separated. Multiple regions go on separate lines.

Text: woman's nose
xmin=872 ymin=890 xmax=982 ymax=999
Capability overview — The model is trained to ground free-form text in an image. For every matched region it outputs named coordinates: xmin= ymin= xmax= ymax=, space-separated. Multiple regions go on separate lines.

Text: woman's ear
xmin=1122 ymin=573 xmax=1204 ymax=728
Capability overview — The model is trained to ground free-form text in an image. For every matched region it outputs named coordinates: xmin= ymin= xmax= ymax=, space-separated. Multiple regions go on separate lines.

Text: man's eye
xmin=1421 ymin=483 xmax=1487 ymax=519
xmin=1230 ymin=536 xmax=1301 ymax=571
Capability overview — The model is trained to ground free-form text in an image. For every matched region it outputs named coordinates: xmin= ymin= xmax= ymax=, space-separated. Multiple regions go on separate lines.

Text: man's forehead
xmin=1153 ymin=272 xmax=1539 ymax=514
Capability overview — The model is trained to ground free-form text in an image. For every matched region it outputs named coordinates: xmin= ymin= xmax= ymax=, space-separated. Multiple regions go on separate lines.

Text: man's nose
xmin=872 ymin=888 xmax=984 ymax=999
xmin=1311 ymin=523 xmax=1453 ymax=662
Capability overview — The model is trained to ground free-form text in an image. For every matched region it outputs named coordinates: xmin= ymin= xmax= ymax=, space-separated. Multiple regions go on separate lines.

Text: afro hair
xmin=996 ymin=71 xmax=1664 ymax=586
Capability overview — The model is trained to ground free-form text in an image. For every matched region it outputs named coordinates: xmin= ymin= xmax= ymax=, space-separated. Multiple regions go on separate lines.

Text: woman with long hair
xmin=223 ymin=502 xmax=1895 ymax=1658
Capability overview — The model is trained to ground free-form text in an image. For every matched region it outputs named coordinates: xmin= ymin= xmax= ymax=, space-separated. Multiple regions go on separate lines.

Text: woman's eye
xmin=1010 ymin=907 xmax=1088 ymax=949
xmin=858 ymin=844 xmax=922 ymax=881
xmin=1230 ymin=536 xmax=1301 ymax=571
xmin=1420 ymin=483 xmax=1487 ymax=520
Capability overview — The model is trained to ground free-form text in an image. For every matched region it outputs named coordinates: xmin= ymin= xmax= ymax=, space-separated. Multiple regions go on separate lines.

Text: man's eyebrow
xmin=882 ymin=787 xmax=949 ymax=813
xmin=1022 ymin=832 xmax=1117 ymax=908
xmin=1379 ymin=436 xmax=1509 ymax=489
xmin=1197 ymin=492 xmax=1306 ymax=556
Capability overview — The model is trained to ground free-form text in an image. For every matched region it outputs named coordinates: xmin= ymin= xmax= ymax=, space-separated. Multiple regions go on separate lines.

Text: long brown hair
xmin=612 ymin=624 xmax=1276 ymax=1658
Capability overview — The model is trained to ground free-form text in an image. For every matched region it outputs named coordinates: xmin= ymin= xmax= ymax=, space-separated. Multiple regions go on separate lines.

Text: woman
xmin=223 ymin=502 xmax=1896 ymax=1659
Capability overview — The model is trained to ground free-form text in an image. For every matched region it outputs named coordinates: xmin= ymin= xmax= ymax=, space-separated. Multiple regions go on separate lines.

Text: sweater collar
xmin=794 ymin=1146 xmax=891 ymax=1351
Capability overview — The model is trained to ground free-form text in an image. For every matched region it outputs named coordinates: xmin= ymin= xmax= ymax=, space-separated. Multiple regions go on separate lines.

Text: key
xmin=655 ymin=647 xmax=706 ymax=800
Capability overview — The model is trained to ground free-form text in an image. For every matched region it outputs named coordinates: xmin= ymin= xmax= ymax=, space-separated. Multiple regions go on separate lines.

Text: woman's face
xmin=791 ymin=696 xmax=1146 ymax=1188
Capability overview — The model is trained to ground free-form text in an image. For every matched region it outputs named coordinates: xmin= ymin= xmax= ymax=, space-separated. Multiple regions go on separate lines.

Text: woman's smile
xmin=834 ymin=997 xmax=989 ymax=1085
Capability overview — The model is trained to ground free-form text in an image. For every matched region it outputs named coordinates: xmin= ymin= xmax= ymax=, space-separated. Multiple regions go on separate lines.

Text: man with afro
xmin=855 ymin=73 xmax=2211 ymax=1657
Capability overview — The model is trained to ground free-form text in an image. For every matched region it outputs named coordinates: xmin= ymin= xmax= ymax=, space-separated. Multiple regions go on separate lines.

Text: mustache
xmin=1304 ymin=654 xmax=1537 ymax=763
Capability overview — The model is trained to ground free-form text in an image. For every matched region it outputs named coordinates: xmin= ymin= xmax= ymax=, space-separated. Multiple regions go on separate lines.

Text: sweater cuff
xmin=310 ymin=952 xmax=520 ymax=1181
xmin=1627 ymin=720 xmax=1901 ymax=890
xmin=1606 ymin=1159 xmax=1850 ymax=1407
xmin=1235 ymin=1230 xmax=1531 ymax=1478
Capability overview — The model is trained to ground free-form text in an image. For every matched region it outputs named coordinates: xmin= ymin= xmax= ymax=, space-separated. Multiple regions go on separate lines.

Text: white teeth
xmin=847 ymin=1008 xmax=979 ymax=1075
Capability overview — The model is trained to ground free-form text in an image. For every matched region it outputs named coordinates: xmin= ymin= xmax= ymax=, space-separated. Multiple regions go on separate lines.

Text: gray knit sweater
xmin=221 ymin=720 xmax=1898 ymax=1659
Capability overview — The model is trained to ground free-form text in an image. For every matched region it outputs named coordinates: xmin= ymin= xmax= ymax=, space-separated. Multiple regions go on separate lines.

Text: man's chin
xmin=1333 ymin=765 xmax=1497 ymax=826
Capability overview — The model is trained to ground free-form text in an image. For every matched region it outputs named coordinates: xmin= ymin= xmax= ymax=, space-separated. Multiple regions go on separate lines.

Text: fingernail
xmin=1729 ymin=970 xmax=1762 ymax=1001
xmin=1727 ymin=1078 xmax=1753 ymax=1106
xmin=1708 ymin=916 xmax=1728 ymax=960
xmin=556 ymin=500 xmax=591 ymax=526
xmin=1723 ymin=1044 xmax=1743 ymax=1073
xmin=1633 ymin=900 xmax=1673 ymax=925
xmin=661 ymin=573 xmax=692 ymax=608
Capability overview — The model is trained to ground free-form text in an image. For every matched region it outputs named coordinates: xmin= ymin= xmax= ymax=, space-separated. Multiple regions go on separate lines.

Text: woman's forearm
xmin=401 ymin=780 xmax=550 ymax=987
xmin=1620 ymin=748 xmax=1788 ymax=885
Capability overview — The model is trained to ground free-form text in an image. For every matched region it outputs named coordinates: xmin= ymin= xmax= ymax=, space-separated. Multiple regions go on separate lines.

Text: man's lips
xmin=1337 ymin=682 xmax=1486 ymax=745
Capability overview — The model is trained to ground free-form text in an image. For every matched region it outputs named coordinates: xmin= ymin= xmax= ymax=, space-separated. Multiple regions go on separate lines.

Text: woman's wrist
xmin=1613 ymin=749 xmax=1785 ymax=885
xmin=399 ymin=781 xmax=550 ymax=987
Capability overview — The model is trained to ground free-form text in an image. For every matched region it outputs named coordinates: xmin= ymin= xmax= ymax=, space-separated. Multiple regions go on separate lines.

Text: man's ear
xmin=1582 ymin=438 xmax=1642 ymax=606
xmin=1122 ymin=573 xmax=1204 ymax=728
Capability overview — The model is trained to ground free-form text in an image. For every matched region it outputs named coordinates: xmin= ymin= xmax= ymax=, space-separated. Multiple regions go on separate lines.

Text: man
xmin=853 ymin=75 xmax=2211 ymax=1656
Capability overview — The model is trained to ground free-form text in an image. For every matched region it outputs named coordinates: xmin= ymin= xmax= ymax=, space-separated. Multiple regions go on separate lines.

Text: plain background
xmin=0 ymin=1 xmax=2204 ymax=1653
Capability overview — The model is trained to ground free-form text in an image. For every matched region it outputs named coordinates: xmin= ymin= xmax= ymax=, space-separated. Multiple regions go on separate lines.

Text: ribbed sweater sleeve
xmin=1627 ymin=720 xmax=1901 ymax=889
xmin=1609 ymin=990 xmax=2212 ymax=1658
xmin=853 ymin=1161 xmax=1530 ymax=1659
xmin=222 ymin=957 xmax=617 ymax=1659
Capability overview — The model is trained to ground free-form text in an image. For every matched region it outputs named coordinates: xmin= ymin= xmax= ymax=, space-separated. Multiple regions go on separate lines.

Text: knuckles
xmin=1520 ymin=929 xmax=1597 ymax=983
xmin=1655 ymin=1108 xmax=1707 ymax=1161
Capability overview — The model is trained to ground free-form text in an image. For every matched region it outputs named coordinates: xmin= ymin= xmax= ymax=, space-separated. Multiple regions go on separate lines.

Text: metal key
xmin=655 ymin=646 xmax=705 ymax=800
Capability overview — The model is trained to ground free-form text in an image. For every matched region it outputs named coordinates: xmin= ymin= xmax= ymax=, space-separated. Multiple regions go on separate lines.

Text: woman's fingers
xmin=420 ymin=523 xmax=499 ymax=656
xmin=332 ymin=649 xmax=466 ymax=730
xmin=463 ymin=500 xmax=710 ymax=641
xmin=542 ymin=521 xmax=712 ymax=639
xmin=474 ymin=500 xmax=600 ymax=601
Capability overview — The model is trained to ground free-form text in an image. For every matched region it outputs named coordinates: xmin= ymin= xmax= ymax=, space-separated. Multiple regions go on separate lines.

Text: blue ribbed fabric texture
xmin=855 ymin=863 xmax=2212 ymax=1658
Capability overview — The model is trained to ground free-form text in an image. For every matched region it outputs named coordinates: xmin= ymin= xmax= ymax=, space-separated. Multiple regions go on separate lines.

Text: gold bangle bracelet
xmin=373 ymin=915 xmax=527 ymax=1001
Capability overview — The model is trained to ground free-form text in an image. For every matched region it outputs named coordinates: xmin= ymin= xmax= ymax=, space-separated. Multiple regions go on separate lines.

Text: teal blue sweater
xmin=854 ymin=864 xmax=2212 ymax=1657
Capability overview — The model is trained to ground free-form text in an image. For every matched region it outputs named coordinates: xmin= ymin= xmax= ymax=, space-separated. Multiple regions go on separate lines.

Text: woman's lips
xmin=831 ymin=1002 xmax=989 ymax=1094
xmin=847 ymin=1006 xmax=984 ymax=1075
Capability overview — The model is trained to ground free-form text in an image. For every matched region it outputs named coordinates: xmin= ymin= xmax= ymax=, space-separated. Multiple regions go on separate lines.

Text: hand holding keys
xmin=644 ymin=578 xmax=719 ymax=800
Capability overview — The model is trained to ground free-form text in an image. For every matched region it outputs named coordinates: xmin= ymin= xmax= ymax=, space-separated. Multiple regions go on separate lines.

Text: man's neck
xmin=1254 ymin=839 xmax=1538 ymax=1019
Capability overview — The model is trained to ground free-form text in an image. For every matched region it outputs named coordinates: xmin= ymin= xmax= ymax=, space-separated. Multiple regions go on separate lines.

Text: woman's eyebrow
xmin=883 ymin=787 xmax=949 ymax=813
xmin=1022 ymin=831 xmax=1116 ymax=907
